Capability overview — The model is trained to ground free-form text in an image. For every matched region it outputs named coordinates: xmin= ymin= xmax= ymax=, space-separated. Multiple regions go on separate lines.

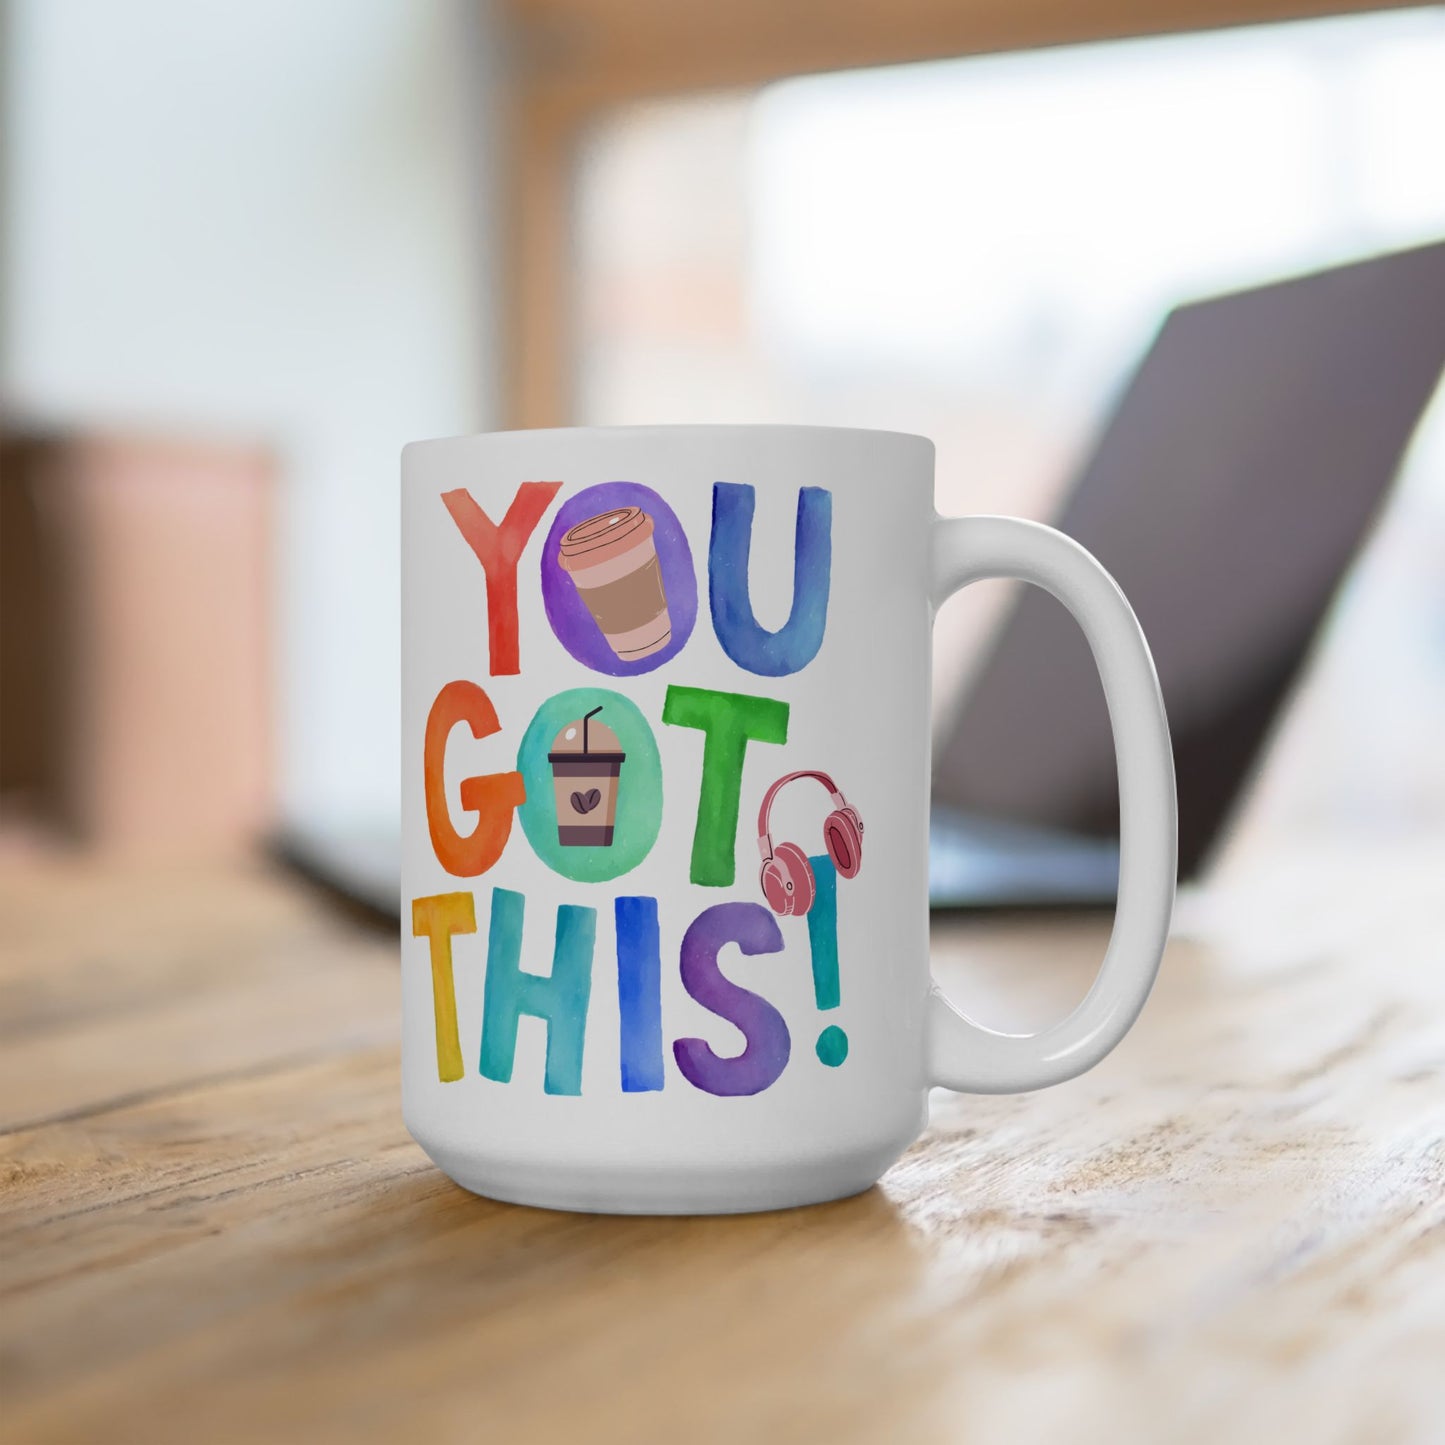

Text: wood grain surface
xmin=2 ymin=841 xmax=1442 ymax=1444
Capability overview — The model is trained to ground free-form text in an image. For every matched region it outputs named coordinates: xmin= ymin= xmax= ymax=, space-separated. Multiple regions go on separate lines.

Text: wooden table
xmin=3 ymin=840 xmax=1443 ymax=1444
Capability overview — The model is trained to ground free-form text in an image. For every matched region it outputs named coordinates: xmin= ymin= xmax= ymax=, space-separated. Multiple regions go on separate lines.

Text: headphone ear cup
xmin=759 ymin=858 xmax=790 ymax=915
xmin=761 ymin=841 xmax=815 ymax=915
xmin=824 ymin=808 xmax=864 ymax=879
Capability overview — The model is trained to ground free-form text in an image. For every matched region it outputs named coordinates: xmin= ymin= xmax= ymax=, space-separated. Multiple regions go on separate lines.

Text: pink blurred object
xmin=1 ymin=431 xmax=273 ymax=853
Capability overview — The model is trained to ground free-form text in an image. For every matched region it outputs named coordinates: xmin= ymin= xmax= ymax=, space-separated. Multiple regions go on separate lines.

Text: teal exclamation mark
xmin=806 ymin=854 xmax=848 ymax=1066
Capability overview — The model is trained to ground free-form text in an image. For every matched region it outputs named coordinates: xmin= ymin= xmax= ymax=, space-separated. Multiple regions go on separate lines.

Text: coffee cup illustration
xmin=557 ymin=507 xmax=672 ymax=661
xmin=548 ymin=706 xmax=625 ymax=846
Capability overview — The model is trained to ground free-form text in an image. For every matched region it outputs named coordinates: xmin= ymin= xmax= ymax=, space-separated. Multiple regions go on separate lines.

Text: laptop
xmin=280 ymin=242 xmax=1445 ymax=919
xmin=928 ymin=240 xmax=1445 ymax=908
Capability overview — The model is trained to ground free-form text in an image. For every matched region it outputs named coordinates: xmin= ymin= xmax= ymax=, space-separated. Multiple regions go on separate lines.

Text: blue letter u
xmin=708 ymin=483 xmax=831 ymax=677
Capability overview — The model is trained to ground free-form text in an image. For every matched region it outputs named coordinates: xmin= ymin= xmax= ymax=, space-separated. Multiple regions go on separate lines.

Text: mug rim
xmin=403 ymin=422 xmax=936 ymax=463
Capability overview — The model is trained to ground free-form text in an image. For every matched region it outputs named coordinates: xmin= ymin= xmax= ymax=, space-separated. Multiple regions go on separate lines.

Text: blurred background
xmin=2 ymin=0 xmax=1443 ymax=887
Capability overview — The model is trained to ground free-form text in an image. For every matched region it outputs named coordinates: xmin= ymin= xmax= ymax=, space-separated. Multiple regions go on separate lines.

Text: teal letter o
xmin=517 ymin=688 xmax=663 ymax=882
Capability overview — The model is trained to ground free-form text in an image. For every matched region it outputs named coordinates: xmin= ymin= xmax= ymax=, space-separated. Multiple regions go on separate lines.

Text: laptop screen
xmin=931 ymin=242 xmax=1445 ymax=878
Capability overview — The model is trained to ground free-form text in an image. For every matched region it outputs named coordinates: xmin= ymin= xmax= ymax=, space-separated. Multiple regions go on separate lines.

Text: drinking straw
xmin=583 ymin=705 xmax=603 ymax=755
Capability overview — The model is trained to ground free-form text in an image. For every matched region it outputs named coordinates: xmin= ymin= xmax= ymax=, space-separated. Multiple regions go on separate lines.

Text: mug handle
xmin=928 ymin=516 xmax=1177 ymax=1092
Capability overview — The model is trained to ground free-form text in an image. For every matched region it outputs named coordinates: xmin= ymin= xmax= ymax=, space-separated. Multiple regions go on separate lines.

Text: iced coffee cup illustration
xmin=557 ymin=507 xmax=672 ymax=661
xmin=548 ymin=706 xmax=625 ymax=846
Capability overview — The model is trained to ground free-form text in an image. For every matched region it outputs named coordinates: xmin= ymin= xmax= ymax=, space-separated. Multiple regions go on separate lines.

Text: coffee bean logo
xmin=569 ymin=788 xmax=602 ymax=815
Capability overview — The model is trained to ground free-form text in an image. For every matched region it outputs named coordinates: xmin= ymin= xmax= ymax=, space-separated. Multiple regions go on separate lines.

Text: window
xmin=576 ymin=8 xmax=1445 ymax=836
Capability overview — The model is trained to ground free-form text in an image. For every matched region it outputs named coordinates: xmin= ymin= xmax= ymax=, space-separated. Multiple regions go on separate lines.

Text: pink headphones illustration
xmin=756 ymin=771 xmax=864 ymax=916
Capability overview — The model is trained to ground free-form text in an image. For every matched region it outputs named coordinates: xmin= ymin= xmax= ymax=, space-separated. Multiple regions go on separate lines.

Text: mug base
xmin=414 ymin=1137 xmax=905 ymax=1216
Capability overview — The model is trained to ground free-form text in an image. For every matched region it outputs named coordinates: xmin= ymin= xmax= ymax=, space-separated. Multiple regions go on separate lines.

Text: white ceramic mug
xmin=401 ymin=425 xmax=1175 ymax=1214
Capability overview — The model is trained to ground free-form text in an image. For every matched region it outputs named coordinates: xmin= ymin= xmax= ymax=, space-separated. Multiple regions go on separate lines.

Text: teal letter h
xmin=480 ymin=889 xmax=595 ymax=1095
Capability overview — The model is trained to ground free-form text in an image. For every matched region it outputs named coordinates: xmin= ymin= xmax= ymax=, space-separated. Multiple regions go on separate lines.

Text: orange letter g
xmin=424 ymin=681 xmax=526 ymax=876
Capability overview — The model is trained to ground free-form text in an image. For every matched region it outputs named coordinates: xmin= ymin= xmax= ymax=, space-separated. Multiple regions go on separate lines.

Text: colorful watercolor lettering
xmin=516 ymin=688 xmax=663 ymax=882
xmin=661 ymin=685 xmax=790 ymax=887
xmin=540 ymin=482 xmax=698 ymax=676
xmin=480 ymin=888 xmax=596 ymax=1095
xmin=615 ymin=896 xmax=665 ymax=1093
xmin=709 ymin=482 xmax=832 ymax=677
xmin=410 ymin=891 xmax=477 ymax=1082
xmin=442 ymin=482 xmax=563 ymax=676
xmin=805 ymin=856 xmax=849 ymax=1067
xmin=412 ymin=477 xmax=860 ymax=1097
xmin=673 ymin=903 xmax=791 ymax=1097
xmin=424 ymin=681 xmax=527 ymax=878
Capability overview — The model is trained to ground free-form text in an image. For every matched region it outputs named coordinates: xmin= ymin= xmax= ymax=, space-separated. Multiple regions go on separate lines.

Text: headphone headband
xmin=757 ymin=770 xmax=843 ymax=847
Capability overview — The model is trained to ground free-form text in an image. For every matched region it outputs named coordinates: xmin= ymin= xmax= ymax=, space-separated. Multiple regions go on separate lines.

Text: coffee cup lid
xmin=550 ymin=706 xmax=623 ymax=757
xmin=558 ymin=507 xmax=653 ymax=570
